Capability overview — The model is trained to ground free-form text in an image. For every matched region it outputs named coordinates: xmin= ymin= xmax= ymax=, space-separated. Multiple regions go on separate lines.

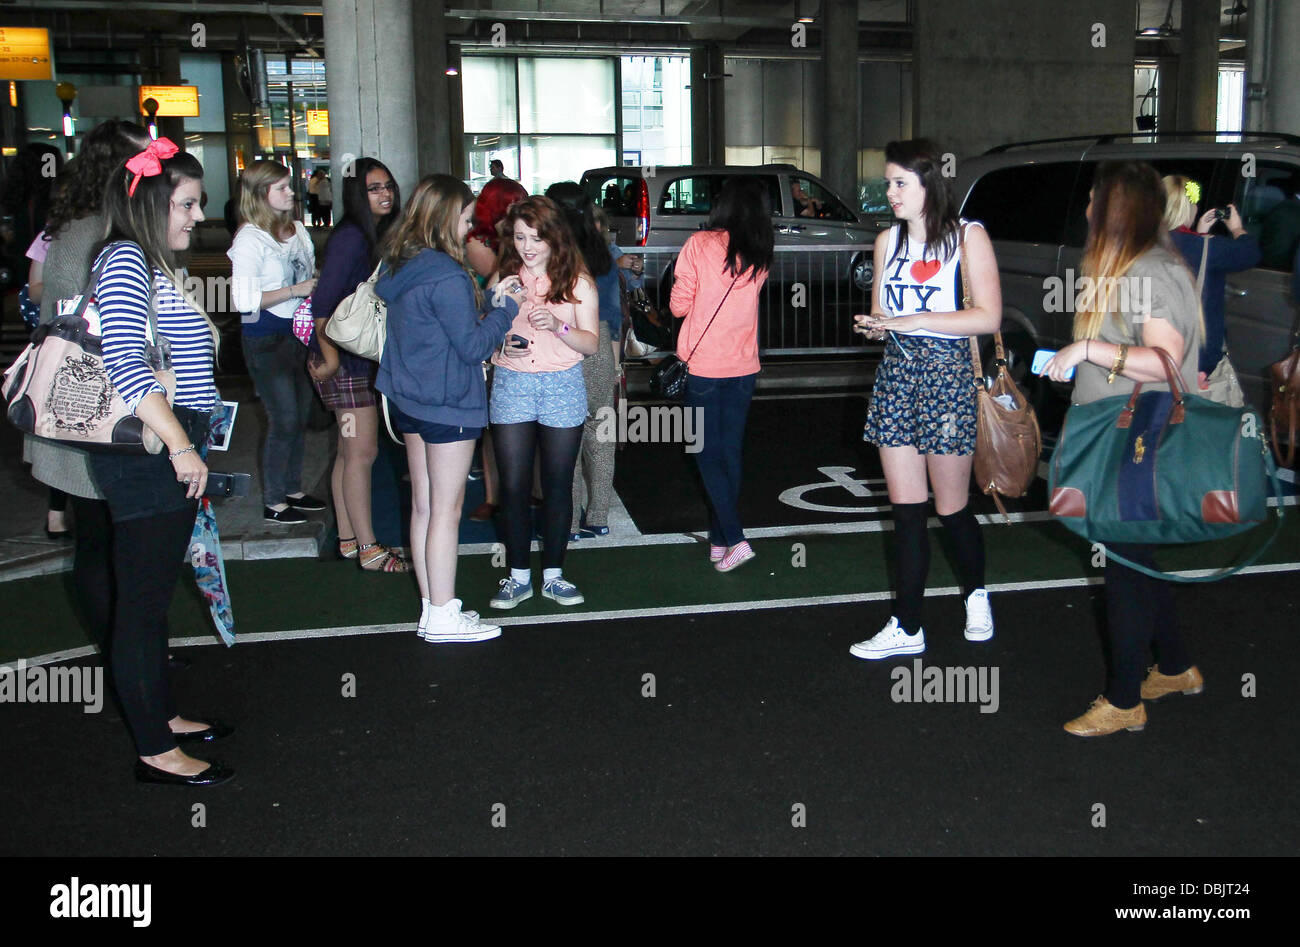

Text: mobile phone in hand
xmin=1031 ymin=348 xmax=1073 ymax=380
xmin=204 ymin=472 xmax=251 ymax=499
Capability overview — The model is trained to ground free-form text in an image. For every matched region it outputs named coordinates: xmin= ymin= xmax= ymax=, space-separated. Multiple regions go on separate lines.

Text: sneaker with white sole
xmin=541 ymin=576 xmax=585 ymax=606
xmin=489 ymin=577 xmax=533 ymax=610
xmin=963 ymin=589 xmax=994 ymax=642
xmin=849 ymin=617 xmax=926 ymax=660
xmin=715 ymin=541 xmax=756 ymax=573
xmin=422 ymin=599 xmax=501 ymax=643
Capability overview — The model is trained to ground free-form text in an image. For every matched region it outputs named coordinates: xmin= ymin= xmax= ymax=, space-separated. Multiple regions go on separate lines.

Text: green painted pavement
xmin=3 ymin=514 xmax=1296 ymax=665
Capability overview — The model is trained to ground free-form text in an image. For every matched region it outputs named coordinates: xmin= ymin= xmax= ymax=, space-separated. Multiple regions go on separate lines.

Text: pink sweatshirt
xmin=669 ymin=229 xmax=767 ymax=378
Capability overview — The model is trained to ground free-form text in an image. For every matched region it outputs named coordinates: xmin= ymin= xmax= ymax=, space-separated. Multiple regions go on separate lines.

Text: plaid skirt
xmin=863 ymin=335 xmax=977 ymax=455
xmin=309 ymin=352 xmax=378 ymax=410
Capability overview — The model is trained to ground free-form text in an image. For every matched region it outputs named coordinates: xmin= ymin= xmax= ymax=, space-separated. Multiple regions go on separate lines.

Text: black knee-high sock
xmin=892 ymin=502 xmax=930 ymax=634
xmin=938 ymin=503 xmax=985 ymax=599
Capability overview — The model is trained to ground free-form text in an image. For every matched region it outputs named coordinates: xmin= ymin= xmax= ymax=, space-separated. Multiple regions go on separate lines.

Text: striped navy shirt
xmin=94 ymin=242 xmax=218 ymax=414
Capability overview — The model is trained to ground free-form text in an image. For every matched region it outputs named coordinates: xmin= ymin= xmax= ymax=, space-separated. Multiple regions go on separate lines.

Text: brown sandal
xmin=359 ymin=543 xmax=409 ymax=573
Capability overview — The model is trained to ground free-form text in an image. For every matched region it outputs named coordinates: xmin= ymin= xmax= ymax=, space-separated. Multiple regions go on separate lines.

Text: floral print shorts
xmin=863 ymin=335 xmax=977 ymax=455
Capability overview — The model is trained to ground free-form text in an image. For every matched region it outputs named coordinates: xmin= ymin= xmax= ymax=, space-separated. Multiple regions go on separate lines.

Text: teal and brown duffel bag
xmin=1048 ymin=348 xmax=1284 ymax=581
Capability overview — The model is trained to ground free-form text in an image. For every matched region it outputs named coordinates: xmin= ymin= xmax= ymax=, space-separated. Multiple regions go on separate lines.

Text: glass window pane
xmin=463 ymin=57 xmax=518 ymax=133
xmin=519 ymin=135 xmax=615 ymax=195
xmin=465 ymin=134 xmax=520 ymax=192
xmin=963 ymin=163 xmax=1080 ymax=245
xmin=179 ymin=54 xmax=226 ymax=133
xmin=518 ymin=58 xmax=614 ymax=134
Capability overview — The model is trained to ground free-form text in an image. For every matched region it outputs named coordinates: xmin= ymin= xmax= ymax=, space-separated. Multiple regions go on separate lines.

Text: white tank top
xmin=878 ymin=219 xmax=982 ymax=340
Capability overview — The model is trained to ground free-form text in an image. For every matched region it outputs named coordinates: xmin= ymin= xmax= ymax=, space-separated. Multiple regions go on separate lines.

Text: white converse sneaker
xmin=963 ymin=589 xmax=994 ymax=642
xmin=422 ymin=599 xmax=502 ymax=643
xmin=849 ymin=617 xmax=926 ymax=660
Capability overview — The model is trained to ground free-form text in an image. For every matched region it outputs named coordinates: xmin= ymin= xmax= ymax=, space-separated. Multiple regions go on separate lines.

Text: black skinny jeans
xmin=1103 ymin=542 xmax=1194 ymax=710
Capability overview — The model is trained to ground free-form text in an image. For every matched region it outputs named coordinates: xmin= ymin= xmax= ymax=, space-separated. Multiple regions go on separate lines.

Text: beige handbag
xmin=3 ymin=243 xmax=175 ymax=454
xmin=324 ymin=263 xmax=386 ymax=361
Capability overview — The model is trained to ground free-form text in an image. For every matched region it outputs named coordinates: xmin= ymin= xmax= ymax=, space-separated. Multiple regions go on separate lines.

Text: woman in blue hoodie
xmin=375 ymin=174 xmax=525 ymax=643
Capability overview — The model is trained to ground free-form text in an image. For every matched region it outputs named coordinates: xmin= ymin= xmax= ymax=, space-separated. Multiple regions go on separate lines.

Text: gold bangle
xmin=1107 ymin=344 xmax=1128 ymax=384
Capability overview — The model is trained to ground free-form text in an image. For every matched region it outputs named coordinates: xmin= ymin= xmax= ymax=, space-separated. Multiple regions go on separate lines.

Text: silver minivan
xmin=580 ymin=163 xmax=877 ymax=291
xmin=953 ymin=132 xmax=1300 ymax=413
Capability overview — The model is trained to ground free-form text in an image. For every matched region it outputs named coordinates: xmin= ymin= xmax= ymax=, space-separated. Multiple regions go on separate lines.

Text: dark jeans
xmin=685 ymin=372 xmax=756 ymax=548
xmin=1103 ymin=543 xmax=1194 ymax=710
xmin=243 ymin=331 xmax=314 ymax=506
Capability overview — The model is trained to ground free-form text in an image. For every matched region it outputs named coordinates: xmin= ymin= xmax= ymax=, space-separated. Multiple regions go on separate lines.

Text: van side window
xmin=962 ymin=163 xmax=1079 ymax=245
xmin=584 ymin=175 xmax=639 ymax=216
xmin=658 ymin=175 xmax=783 ymax=217
xmin=1238 ymin=161 xmax=1300 ymax=273
xmin=789 ymin=176 xmax=855 ymax=222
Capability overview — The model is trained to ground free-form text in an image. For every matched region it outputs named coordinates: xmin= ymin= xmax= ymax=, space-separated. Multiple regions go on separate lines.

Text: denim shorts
xmin=490 ymin=363 xmax=587 ymax=428
xmin=87 ymin=405 xmax=212 ymax=522
xmin=389 ymin=403 xmax=481 ymax=444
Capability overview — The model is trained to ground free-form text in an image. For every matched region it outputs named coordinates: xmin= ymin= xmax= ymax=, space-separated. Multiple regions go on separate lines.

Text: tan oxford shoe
xmin=1064 ymin=696 xmax=1147 ymax=737
xmin=1140 ymin=665 xmax=1204 ymax=701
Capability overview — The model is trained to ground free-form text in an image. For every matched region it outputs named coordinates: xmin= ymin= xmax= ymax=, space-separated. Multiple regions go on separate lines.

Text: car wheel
xmin=850 ymin=252 xmax=873 ymax=292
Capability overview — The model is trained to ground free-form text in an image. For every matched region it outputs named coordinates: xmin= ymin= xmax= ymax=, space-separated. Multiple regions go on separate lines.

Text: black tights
xmin=69 ymin=496 xmax=115 ymax=654
xmin=493 ymin=421 xmax=583 ymax=571
xmin=891 ymin=501 xmax=986 ymax=634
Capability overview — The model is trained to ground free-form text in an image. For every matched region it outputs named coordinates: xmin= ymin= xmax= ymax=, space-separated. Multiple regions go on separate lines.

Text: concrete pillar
xmin=1267 ymin=0 xmax=1300 ymax=134
xmin=690 ymin=44 xmax=726 ymax=165
xmin=913 ymin=0 xmax=1133 ymax=159
xmin=323 ymin=0 xmax=419 ymax=195
xmin=1176 ymin=0 xmax=1219 ymax=132
xmin=412 ymin=0 xmax=452 ymax=177
xmin=820 ymin=0 xmax=858 ymax=202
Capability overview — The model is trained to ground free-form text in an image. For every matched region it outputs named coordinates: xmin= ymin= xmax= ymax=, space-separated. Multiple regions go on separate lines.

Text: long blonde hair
xmin=379 ymin=174 xmax=480 ymax=303
xmin=1161 ymin=174 xmax=1197 ymax=231
xmin=1075 ymin=161 xmax=1203 ymax=341
xmin=238 ymin=160 xmax=295 ymax=239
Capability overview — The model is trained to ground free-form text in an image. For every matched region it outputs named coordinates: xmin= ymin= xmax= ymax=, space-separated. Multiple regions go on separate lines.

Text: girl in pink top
xmin=487 ymin=196 xmax=600 ymax=609
xmin=669 ymin=178 xmax=772 ymax=573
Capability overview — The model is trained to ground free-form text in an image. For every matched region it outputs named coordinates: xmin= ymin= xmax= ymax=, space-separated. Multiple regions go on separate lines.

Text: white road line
xmin=8 ymin=562 xmax=1299 ymax=669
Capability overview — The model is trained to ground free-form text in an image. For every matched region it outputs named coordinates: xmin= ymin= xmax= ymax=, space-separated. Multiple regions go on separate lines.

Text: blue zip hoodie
xmin=375 ymin=248 xmax=516 ymax=428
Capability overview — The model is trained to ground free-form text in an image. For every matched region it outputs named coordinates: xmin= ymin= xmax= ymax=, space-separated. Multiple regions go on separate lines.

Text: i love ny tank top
xmin=878 ymin=219 xmax=982 ymax=340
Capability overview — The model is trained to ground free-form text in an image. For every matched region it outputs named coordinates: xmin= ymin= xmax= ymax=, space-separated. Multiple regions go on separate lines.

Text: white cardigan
xmin=227 ymin=221 xmax=315 ymax=319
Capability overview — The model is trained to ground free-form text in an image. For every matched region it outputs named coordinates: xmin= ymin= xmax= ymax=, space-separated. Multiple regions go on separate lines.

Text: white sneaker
xmin=849 ymin=617 xmax=926 ymax=660
xmin=963 ymin=589 xmax=994 ymax=642
xmin=421 ymin=599 xmax=502 ymax=643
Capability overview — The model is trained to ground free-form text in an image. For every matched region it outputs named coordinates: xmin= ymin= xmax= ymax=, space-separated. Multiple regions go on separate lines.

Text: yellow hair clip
xmin=1184 ymin=179 xmax=1202 ymax=206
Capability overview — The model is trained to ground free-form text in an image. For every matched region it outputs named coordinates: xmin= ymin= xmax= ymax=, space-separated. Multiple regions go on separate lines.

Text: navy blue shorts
xmin=389 ymin=404 xmax=481 ymax=445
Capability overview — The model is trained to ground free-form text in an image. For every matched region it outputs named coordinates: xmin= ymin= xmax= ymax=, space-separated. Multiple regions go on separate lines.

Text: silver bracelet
xmin=169 ymin=444 xmax=196 ymax=460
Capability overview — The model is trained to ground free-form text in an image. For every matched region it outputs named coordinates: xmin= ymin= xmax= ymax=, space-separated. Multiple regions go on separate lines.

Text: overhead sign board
xmin=306 ymin=109 xmax=329 ymax=136
xmin=139 ymin=85 xmax=199 ymax=118
xmin=0 ymin=28 xmax=53 ymax=80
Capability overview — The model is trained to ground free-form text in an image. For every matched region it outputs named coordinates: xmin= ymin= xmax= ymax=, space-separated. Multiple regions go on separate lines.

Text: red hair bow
xmin=125 ymin=137 xmax=180 ymax=197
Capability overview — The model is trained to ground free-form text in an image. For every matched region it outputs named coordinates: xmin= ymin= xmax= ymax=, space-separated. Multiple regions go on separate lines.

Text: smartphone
xmin=1031 ymin=348 xmax=1074 ymax=380
xmin=498 ymin=334 xmax=529 ymax=357
xmin=204 ymin=472 xmax=251 ymax=499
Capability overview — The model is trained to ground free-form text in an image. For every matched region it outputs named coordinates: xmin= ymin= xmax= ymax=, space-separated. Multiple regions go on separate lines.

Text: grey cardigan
xmin=22 ymin=214 xmax=108 ymax=499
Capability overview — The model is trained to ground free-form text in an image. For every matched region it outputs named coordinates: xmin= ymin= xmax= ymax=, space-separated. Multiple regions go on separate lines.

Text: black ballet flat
xmin=168 ymin=653 xmax=192 ymax=671
xmin=171 ymin=719 xmax=235 ymax=744
xmin=45 ymin=528 xmax=72 ymax=541
xmin=135 ymin=758 xmax=235 ymax=787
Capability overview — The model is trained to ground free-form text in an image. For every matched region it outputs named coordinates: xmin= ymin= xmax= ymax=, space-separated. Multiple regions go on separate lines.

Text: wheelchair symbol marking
xmin=778 ymin=466 xmax=891 ymax=514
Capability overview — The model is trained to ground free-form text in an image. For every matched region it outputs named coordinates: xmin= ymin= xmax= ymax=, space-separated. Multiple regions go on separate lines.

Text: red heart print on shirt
xmin=909 ymin=259 xmax=942 ymax=283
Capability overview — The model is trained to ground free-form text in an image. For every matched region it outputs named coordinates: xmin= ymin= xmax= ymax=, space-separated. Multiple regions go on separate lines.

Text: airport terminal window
xmin=1237 ymin=161 xmax=1300 ymax=273
xmin=963 ymin=163 xmax=1078 ymax=245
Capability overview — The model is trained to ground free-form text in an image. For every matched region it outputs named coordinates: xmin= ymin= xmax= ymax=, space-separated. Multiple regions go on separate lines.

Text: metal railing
xmin=626 ymin=243 xmax=877 ymax=356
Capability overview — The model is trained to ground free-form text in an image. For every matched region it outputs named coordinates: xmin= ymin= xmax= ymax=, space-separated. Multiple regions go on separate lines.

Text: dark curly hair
xmin=44 ymin=120 xmax=151 ymax=238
